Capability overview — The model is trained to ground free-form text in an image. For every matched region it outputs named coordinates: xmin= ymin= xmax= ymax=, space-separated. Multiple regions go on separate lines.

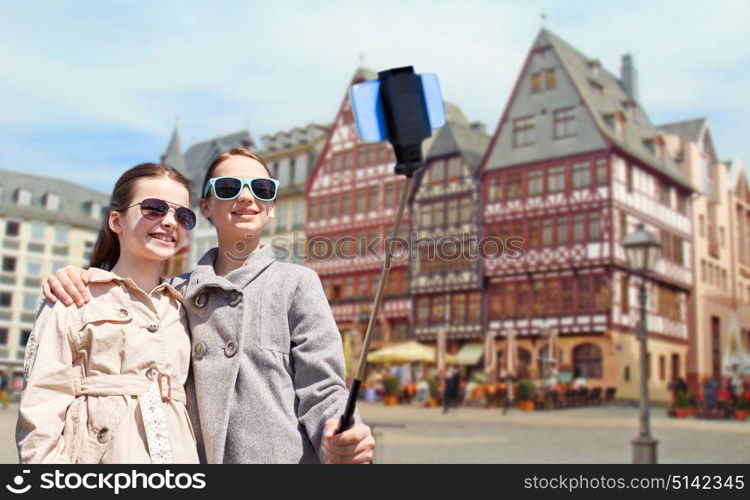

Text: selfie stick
xmin=337 ymin=66 xmax=443 ymax=433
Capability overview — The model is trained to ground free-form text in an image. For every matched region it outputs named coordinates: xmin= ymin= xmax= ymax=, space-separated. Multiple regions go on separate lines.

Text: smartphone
xmin=349 ymin=73 xmax=446 ymax=143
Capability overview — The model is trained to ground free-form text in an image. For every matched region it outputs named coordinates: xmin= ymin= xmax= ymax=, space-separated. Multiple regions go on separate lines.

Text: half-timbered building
xmin=410 ymin=108 xmax=489 ymax=359
xmin=480 ymin=29 xmax=693 ymax=401
xmin=305 ymin=68 xmax=411 ymax=349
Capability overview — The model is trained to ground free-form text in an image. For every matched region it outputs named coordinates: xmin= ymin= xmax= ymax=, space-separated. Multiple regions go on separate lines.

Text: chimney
xmin=621 ymin=53 xmax=638 ymax=101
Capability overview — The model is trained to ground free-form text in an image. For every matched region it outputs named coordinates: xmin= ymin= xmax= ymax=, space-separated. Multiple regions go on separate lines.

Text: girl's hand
xmin=321 ymin=419 xmax=375 ymax=464
xmin=42 ymin=266 xmax=92 ymax=307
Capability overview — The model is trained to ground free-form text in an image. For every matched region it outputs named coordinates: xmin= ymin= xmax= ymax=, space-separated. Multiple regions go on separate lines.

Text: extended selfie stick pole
xmin=337 ymin=172 xmax=414 ymax=433
xmin=337 ymin=66 xmax=438 ymax=434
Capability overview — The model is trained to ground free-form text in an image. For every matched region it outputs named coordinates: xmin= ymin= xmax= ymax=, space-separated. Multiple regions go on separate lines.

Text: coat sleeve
xmin=16 ymin=300 xmax=77 ymax=464
xmin=288 ymin=268 xmax=361 ymax=461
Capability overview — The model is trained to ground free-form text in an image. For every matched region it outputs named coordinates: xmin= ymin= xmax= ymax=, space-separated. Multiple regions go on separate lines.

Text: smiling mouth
xmin=232 ymin=209 xmax=259 ymax=216
xmin=149 ymin=232 xmax=176 ymax=243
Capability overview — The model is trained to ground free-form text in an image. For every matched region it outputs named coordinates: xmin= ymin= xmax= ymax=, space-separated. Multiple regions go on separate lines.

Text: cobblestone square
xmin=3 ymin=402 xmax=747 ymax=464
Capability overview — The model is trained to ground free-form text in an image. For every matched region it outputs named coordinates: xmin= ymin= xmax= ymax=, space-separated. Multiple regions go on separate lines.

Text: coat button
xmin=228 ymin=291 xmax=242 ymax=307
xmin=224 ymin=340 xmax=238 ymax=357
xmin=146 ymin=322 xmax=159 ymax=333
xmin=193 ymin=341 xmax=207 ymax=359
xmin=118 ymin=308 xmax=128 ymax=318
xmin=194 ymin=293 xmax=208 ymax=308
xmin=97 ymin=428 xmax=109 ymax=443
xmin=146 ymin=368 xmax=157 ymax=381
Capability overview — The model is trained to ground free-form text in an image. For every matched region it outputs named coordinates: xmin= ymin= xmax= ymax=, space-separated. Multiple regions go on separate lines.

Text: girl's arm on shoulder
xmin=16 ymin=300 xmax=79 ymax=463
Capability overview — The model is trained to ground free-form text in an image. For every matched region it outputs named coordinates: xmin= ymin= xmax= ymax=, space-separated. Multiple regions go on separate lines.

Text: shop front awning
xmin=455 ymin=343 xmax=484 ymax=366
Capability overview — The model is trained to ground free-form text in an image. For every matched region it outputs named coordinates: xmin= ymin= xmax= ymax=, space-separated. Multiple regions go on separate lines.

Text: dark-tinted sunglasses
xmin=125 ymin=198 xmax=197 ymax=231
xmin=203 ymin=176 xmax=279 ymax=201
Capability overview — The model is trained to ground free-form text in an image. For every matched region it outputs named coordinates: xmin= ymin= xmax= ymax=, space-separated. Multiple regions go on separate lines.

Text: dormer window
xmin=15 ymin=188 xmax=31 ymax=206
xmin=588 ymin=59 xmax=601 ymax=77
xmin=86 ymin=201 xmax=102 ymax=219
xmin=604 ymin=112 xmax=626 ymax=137
xmin=589 ymin=79 xmax=603 ymax=97
xmin=44 ymin=193 xmax=60 ymax=210
xmin=531 ymin=69 xmax=556 ymax=94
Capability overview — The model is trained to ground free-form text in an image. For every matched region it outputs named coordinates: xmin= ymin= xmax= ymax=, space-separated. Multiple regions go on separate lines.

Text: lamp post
xmin=622 ymin=223 xmax=661 ymax=464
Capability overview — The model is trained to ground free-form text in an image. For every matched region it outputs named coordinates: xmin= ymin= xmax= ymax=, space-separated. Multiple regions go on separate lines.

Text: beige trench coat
xmin=16 ymin=268 xmax=198 ymax=464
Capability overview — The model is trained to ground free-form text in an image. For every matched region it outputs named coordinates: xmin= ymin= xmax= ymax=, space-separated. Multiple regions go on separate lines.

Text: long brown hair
xmin=201 ymin=147 xmax=272 ymax=200
xmin=89 ymin=163 xmax=190 ymax=270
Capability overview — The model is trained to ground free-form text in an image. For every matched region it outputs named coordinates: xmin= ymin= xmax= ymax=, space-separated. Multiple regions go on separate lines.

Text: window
xmin=357 ymin=145 xmax=368 ymax=168
xmin=513 ymin=116 xmax=535 ymax=147
xmin=594 ymin=275 xmax=610 ymax=312
xmin=416 ymin=297 xmax=429 ymax=326
xmin=545 ymin=69 xmax=556 ymax=90
xmin=542 ymin=219 xmax=553 ymax=245
xmin=54 ymin=226 xmax=69 ymax=245
xmin=532 ymin=281 xmax=545 ymax=315
xmin=659 ymin=355 xmax=666 ymax=381
xmin=5 ymin=221 xmax=20 ymax=237
xmin=319 ymin=198 xmax=329 ymax=221
xmin=528 ymin=169 xmax=543 ymax=196
xmin=292 ymin=200 xmax=305 ymax=230
xmin=356 ymin=189 xmax=366 ymax=214
xmin=0 ymin=328 xmax=7 ymax=345
xmin=430 ymin=295 xmax=445 ymax=325
xmin=657 ymin=182 xmax=670 ymax=206
xmin=26 ymin=261 xmax=41 ymax=276
xmin=384 ymin=183 xmax=395 ymax=208
xmin=429 ymin=161 xmax=445 ymax=186
xmin=547 ymin=166 xmax=566 ymax=192
xmin=2 ymin=256 xmax=16 ymax=272
xmin=572 ymin=162 xmax=590 ymax=188
xmin=274 ymin=203 xmax=288 ymax=233
xmin=573 ymin=343 xmax=603 ymax=378
xmin=15 ymin=188 xmax=32 ymax=206
xmin=588 ymin=212 xmax=601 ymax=240
xmin=578 ymin=275 xmax=591 ymax=313
xmin=507 ymin=172 xmax=523 ymax=199
xmin=20 ymin=330 xmax=31 ymax=347
xmin=293 ymin=155 xmax=308 ymax=185
xmin=699 ymin=215 xmax=705 ymax=237
xmin=553 ymin=107 xmax=577 ymax=139
xmin=23 ymin=293 xmax=38 ymax=311
xmin=368 ymin=186 xmax=379 ymax=212
xmin=30 ymin=221 xmax=45 ymax=241
xmin=626 ymin=164 xmax=634 ymax=193
xmin=573 ymin=213 xmax=585 ymax=242
xmin=0 ymin=292 xmax=11 ymax=307
xmin=342 ymin=192 xmax=351 ymax=216
xmin=621 ymin=276 xmax=629 ymax=314
xmin=556 ymin=216 xmax=568 ymax=244
xmin=595 ymin=158 xmax=608 ymax=185
xmin=676 ymin=194 xmax=688 ymax=215
xmin=358 ymin=274 xmax=369 ymax=296
xmin=528 ymin=219 xmax=542 ymax=248
xmin=487 ymin=176 xmax=504 ymax=202
xmin=447 ymin=157 xmax=462 ymax=181
xmin=467 ymin=292 xmax=481 ymax=323
xmin=277 ymin=158 xmax=291 ymax=186
xmin=45 ymin=193 xmax=60 ymax=210
xmin=531 ymin=73 xmax=542 ymax=93
xmin=308 ymin=199 xmax=318 ymax=222
xmin=459 ymin=198 xmax=472 ymax=224
xmin=451 ymin=293 xmax=466 ymax=325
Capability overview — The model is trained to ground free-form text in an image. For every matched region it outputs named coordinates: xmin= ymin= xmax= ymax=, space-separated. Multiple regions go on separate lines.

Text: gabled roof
xmin=657 ymin=117 xmax=707 ymax=144
xmin=161 ymin=127 xmax=187 ymax=177
xmin=530 ymin=29 xmax=691 ymax=190
xmin=727 ymin=158 xmax=749 ymax=194
xmin=0 ymin=169 xmax=109 ymax=230
xmin=425 ymin=116 xmax=490 ymax=172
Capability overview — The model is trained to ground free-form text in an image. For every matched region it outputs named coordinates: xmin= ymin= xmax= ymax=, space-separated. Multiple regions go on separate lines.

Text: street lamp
xmin=622 ymin=223 xmax=661 ymax=464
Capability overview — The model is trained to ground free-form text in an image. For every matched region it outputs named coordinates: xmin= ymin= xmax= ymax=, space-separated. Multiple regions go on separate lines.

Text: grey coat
xmin=170 ymin=244 xmax=358 ymax=464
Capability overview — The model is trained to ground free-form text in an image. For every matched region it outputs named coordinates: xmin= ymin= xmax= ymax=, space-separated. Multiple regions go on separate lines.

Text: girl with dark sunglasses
xmin=41 ymin=149 xmax=374 ymax=464
xmin=18 ymin=164 xmax=199 ymax=463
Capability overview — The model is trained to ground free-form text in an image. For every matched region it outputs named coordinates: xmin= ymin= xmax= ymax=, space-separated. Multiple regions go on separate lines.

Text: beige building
xmin=0 ymin=169 xmax=108 ymax=392
xmin=259 ymin=124 xmax=328 ymax=263
xmin=660 ymin=120 xmax=750 ymax=388
xmin=728 ymin=160 xmax=750 ymax=358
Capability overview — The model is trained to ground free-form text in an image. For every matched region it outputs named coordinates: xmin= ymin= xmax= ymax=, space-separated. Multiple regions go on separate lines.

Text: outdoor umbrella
xmin=367 ymin=340 xmax=458 ymax=364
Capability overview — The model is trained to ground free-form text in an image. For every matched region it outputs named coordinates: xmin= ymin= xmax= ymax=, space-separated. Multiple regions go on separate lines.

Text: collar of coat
xmin=87 ymin=267 xmax=184 ymax=301
xmin=184 ymin=243 xmax=276 ymax=301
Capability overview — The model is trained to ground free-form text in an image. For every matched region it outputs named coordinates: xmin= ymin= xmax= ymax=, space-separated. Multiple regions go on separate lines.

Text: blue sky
xmin=1 ymin=1 xmax=749 ymax=192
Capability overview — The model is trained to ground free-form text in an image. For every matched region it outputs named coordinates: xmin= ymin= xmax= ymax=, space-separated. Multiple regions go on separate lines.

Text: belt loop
xmin=157 ymin=373 xmax=171 ymax=402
